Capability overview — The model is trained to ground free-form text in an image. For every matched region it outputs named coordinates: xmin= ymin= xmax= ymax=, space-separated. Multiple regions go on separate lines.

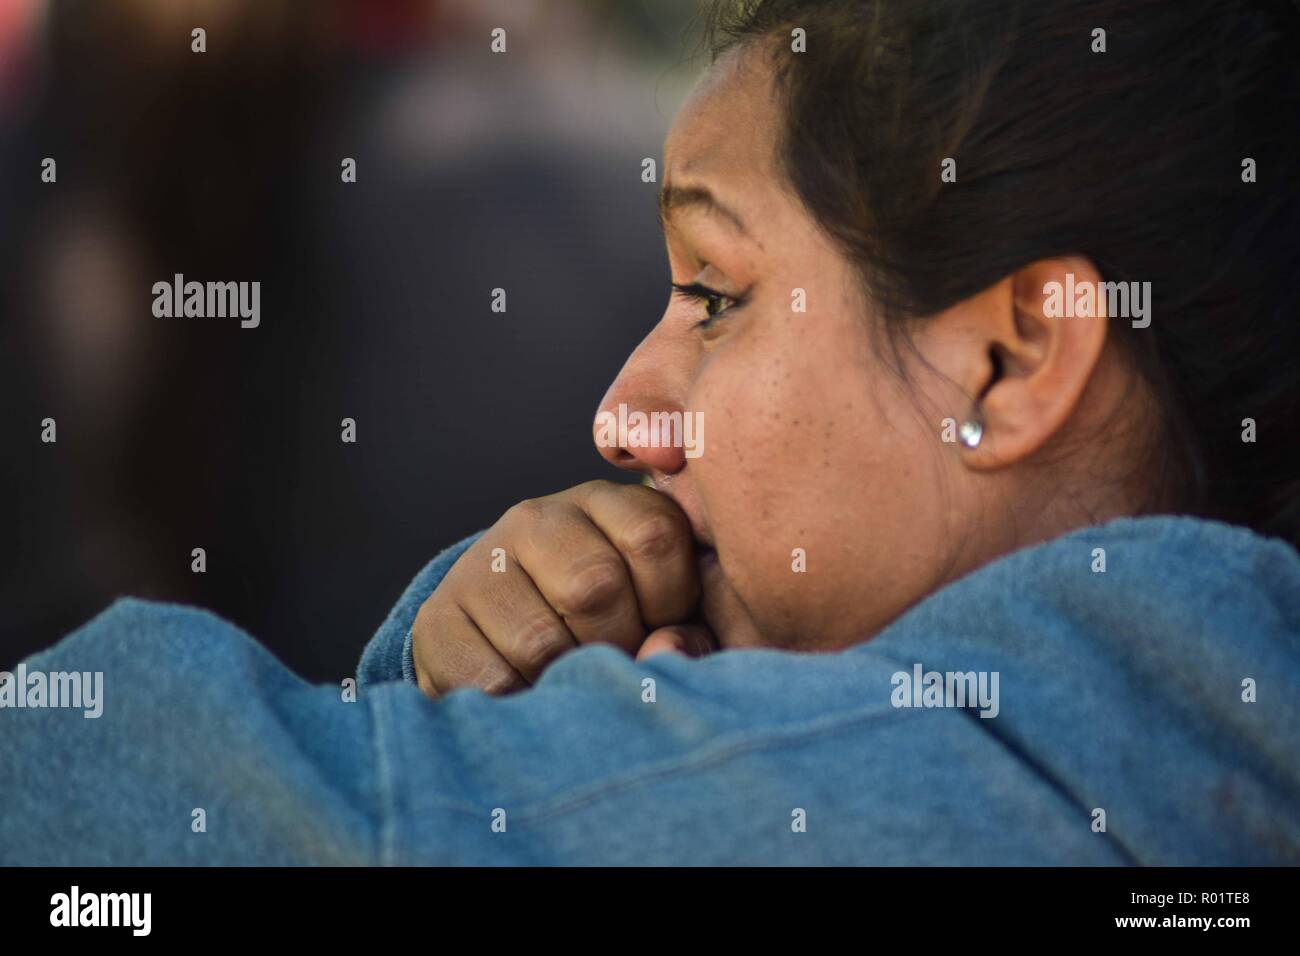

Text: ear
xmin=934 ymin=256 xmax=1111 ymax=470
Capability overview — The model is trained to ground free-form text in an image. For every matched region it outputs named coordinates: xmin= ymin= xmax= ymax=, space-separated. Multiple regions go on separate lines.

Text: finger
xmin=578 ymin=481 xmax=699 ymax=631
xmin=413 ymin=600 xmax=530 ymax=696
xmin=459 ymin=561 xmax=578 ymax=683
xmin=635 ymin=623 xmax=718 ymax=662
xmin=513 ymin=502 xmax=646 ymax=651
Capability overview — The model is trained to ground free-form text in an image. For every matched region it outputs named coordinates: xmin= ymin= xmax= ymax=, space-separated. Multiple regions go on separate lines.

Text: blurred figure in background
xmin=0 ymin=0 xmax=700 ymax=679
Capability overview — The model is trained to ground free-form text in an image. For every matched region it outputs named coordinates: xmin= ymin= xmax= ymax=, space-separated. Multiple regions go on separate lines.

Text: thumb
xmin=635 ymin=623 xmax=718 ymax=662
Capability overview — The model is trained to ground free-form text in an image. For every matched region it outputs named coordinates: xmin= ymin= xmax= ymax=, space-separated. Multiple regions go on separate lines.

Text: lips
xmin=650 ymin=479 xmax=713 ymax=548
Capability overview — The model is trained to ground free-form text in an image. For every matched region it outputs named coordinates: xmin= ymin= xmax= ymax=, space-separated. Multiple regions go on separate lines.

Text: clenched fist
xmin=411 ymin=480 xmax=716 ymax=698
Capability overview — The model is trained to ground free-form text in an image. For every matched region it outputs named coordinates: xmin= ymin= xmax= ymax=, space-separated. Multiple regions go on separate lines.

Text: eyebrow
xmin=658 ymin=182 xmax=750 ymax=237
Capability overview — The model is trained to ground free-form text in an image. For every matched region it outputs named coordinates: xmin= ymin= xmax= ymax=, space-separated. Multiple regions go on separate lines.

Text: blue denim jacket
xmin=2 ymin=515 xmax=1298 ymax=864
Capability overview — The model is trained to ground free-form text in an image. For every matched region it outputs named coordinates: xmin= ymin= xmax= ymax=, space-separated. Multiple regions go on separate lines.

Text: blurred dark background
xmin=0 ymin=0 xmax=702 ymax=680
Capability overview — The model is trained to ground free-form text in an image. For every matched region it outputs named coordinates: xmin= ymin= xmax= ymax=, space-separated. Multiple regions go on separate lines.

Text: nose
xmin=592 ymin=354 xmax=688 ymax=478
xmin=592 ymin=398 xmax=688 ymax=477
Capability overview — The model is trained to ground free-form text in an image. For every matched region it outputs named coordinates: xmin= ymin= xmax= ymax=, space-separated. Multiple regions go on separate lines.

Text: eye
xmin=671 ymin=282 xmax=740 ymax=330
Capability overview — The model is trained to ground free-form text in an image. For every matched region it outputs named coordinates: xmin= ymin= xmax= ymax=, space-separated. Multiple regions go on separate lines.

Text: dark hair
xmin=702 ymin=0 xmax=1300 ymax=546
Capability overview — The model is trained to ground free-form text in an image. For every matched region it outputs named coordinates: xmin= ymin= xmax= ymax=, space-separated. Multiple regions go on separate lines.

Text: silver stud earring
xmin=958 ymin=420 xmax=983 ymax=449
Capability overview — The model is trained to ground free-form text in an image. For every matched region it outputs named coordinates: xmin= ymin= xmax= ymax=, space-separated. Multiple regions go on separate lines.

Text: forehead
xmin=663 ymin=45 xmax=782 ymax=189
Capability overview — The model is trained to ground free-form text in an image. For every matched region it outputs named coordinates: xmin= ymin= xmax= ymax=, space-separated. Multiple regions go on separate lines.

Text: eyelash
xmin=671 ymin=282 xmax=740 ymax=330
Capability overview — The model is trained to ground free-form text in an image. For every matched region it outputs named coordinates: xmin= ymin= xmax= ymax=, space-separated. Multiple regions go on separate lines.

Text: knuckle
xmin=558 ymin=557 xmax=626 ymax=618
xmin=503 ymin=497 xmax=545 ymax=527
xmin=622 ymin=512 xmax=685 ymax=562
xmin=511 ymin=615 xmax=570 ymax=672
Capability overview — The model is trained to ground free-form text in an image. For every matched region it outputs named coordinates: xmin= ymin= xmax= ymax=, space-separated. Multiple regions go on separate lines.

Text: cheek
xmin=687 ymin=316 xmax=949 ymax=646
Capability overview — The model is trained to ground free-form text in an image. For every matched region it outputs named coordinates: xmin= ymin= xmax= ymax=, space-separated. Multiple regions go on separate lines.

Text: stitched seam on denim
xmin=370 ymin=690 xmax=398 ymax=865
xmin=386 ymin=700 xmax=900 ymax=819
xmin=500 ymin=704 xmax=916 ymax=823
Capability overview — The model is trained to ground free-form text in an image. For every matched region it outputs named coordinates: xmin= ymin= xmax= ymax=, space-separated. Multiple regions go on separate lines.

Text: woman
xmin=3 ymin=0 xmax=1298 ymax=864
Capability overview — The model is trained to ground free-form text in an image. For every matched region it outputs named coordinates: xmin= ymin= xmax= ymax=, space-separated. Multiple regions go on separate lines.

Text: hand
xmin=634 ymin=623 xmax=717 ymax=661
xmin=411 ymin=480 xmax=713 ymax=698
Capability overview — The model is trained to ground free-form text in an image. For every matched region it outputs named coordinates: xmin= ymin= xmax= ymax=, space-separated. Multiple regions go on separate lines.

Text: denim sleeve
xmin=3 ymin=514 xmax=1292 ymax=865
xmin=356 ymin=531 xmax=485 ymax=687
xmin=0 ymin=596 xmax=1119 ymax=865
xmin=0 ymin=599 xmax=384 ymax=864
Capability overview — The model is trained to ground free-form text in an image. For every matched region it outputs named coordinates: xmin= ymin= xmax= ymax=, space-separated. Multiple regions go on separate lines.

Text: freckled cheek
xmin=688 ymin=360 xmax=820 ymax=623
xmin=689 ymin=351 xmax=796 ymax=503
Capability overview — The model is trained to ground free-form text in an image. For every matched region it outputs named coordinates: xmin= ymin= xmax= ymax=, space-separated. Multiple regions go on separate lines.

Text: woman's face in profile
xmin=594 ymin=46 xmax=981 ymax=652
